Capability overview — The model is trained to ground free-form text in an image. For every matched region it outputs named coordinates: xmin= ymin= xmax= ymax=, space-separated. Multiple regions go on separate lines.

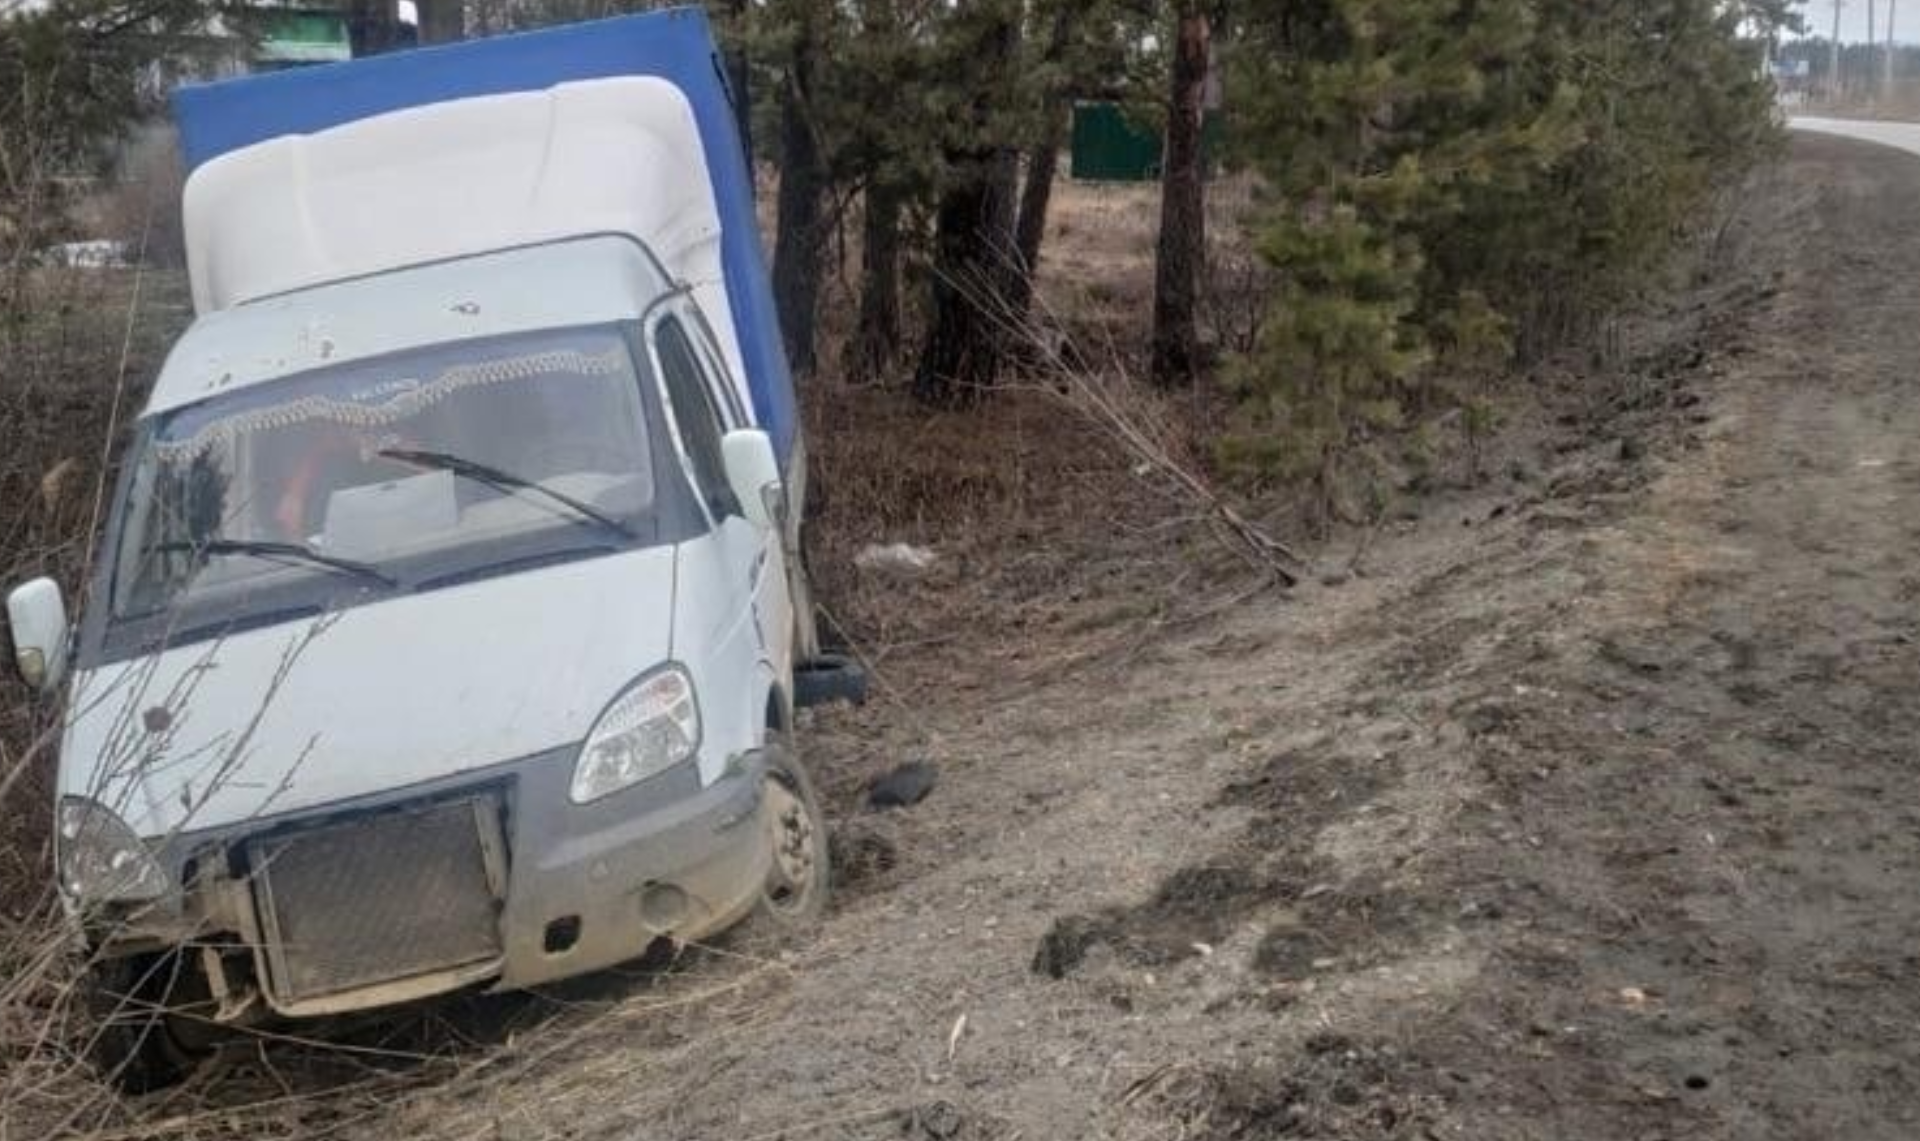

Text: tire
xmin=86 ymin=951 xmax=213 ymax=1094
xmin=792 ymin=653 xmax=869 ymax=709
xmin=754 ymin=746 xmax=832 ymax=929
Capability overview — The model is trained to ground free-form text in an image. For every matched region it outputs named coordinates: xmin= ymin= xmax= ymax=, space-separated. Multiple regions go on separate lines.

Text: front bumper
xmin=497 ymin=748 xmax=774 ymax=989
xmin=113 ymin=747 xmax=774 ymax=1017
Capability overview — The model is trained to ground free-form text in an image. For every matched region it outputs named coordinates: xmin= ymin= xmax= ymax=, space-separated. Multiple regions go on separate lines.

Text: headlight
xmin=56 ymin=797 xmax=170 ymax=905
xmin=569 ymin=665 xmax=702 ymax=804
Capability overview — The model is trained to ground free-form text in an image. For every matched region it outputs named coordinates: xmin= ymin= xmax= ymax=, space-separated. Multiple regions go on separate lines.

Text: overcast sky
xmin=1798 ymin=0 xmax=1918 ymax=44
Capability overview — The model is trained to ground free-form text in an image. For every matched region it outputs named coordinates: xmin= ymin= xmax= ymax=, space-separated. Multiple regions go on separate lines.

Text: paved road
xmin=1792 ymin=115 xmax=1920 ymax=157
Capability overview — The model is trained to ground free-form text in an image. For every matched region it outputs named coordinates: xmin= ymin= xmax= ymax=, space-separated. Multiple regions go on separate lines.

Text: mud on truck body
xmin=3 ymin=8 xmax=862 ymax=1090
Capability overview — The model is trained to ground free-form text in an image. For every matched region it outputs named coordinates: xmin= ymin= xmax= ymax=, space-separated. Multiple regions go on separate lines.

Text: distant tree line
xmin=8 ymin=0 xmax=1800 ymax=512
xmin=706 ymin=1 xmax=1791 ymax=509
xmin=1777 ymin=37 xmax=1920 ymax=91
xmin=702 ymin=0 xmax=1790 ymax=511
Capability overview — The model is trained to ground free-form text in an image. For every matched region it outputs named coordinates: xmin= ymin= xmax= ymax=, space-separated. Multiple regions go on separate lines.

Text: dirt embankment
xmin=24 ymin=133 xmax=1920 ymax=1139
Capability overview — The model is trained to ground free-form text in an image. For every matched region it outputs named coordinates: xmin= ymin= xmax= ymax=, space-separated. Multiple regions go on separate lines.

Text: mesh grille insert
xmin=251 ymin=797 xmax=505 ymax=1004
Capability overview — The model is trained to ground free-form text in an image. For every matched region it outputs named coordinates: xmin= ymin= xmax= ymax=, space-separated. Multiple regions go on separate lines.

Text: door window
xmin=654 ymin=315 xmax=741 ymax=522
xmin=683 ymin=304 xmax=749 ymax=427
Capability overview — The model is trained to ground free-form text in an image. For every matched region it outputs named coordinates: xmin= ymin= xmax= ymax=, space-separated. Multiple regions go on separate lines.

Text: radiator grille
xmin=251 ymin=797 xmax=505 ymax=1004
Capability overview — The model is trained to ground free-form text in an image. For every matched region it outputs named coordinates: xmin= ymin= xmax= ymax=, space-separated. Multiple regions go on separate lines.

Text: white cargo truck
xmin=3 ymin=8 xmax=859 ymax=1089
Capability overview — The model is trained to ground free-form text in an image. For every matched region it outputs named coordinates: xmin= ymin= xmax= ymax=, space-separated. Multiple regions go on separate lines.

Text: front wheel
xmin=86 ymin=951 xmax=214 ymax=1093
xmin=755 ymin=747 xmax=831 ymax=928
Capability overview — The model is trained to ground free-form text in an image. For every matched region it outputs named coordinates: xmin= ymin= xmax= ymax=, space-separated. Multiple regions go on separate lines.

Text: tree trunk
xmin=914 ymin=168 xmax=1017 ymax=406
xmin=852 ymin=180 xmax=903 ymax=382
xmin=771 ymin=1 xmax=829 ymax=378
xmin=1006 ymin=3 xmax=1077 ymax=335
xmin=347 ymin=0 xmax=400 ymax=57
xmin=1151 ymin=4 xmax=1210 ymax=387
xmin=415 ymin=0 xmax=463 ymax=44
xmin=1008 ymin=112 xmax=1065 ymax=333
xmin=720 ymin=0 xmax=754 ymax=163
xmin=914 ymin=8 xmax=1021 ymax=407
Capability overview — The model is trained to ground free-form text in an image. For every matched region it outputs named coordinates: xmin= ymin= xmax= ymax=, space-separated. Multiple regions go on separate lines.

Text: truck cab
xmin=2 ymin=10 xmax=842 ymax=1089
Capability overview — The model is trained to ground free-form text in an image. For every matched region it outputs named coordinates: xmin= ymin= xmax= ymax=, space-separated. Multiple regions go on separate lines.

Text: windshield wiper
xmin=164 ymin=604 xmax=329 ymax=647
xmin=379 ymin=448 xmax=639 ymax=540
xmin=157 ymin=539 xmax=399 ymax=590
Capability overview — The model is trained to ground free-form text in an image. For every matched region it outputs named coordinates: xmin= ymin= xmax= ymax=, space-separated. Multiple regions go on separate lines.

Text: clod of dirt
xmin=1124 ymin=865 xmax=1267 ymax=966
xmin=1253 ymin=925 xmax=1321 ymax=978
xmin=829 ymin=820 xmax=900 ymax=889
xmin=1032 ymin=914 xmax=1112 ymax=979
xmin=1032 ymin=865 xmax=1268 ymax=979
xmin=1215 ymin=749 xmax=1392 ymax=821
xmin=909 ymin=1100 xmax=963 ymax=1139
xmin=868 ymin=761 xmax=938 ymax=810
xmin=1156 ymin=1038 xmax=1436 ymax=1141
xmin=1251 ymin=877 xmax=1424 ymax=980
xmin=1460 ymin=700 xmax=1521 ymax=738
xmin=1595 ymin=636 xmax=1674 ymax=676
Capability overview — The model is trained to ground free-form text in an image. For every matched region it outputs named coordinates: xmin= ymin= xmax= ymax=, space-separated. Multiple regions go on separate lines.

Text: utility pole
xmin=1833 ymin=0 xmax=1846 ymax=99
xmin=1890 ymin=0 xmax=1901 ymax=100
xmin=1869 ymin=0 xmax=1878 ymax=100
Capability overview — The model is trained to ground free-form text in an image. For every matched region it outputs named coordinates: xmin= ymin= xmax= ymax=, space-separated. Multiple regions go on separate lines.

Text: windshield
xmin=109 ymin=325 xmax=661 ymax=629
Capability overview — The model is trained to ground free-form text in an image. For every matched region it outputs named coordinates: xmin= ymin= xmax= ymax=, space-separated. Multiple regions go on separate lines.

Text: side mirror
xmin=6 ymin=577 xmax=70 ymax=694
xmin=721 ymin=429 xmax=785 ymax=532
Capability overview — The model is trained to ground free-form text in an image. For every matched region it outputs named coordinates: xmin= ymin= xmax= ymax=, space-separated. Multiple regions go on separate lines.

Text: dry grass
xmin=0 ymin=262 xmax=190 ymax=1140
xmin=1 ymin=266 xmax=190 ymax=914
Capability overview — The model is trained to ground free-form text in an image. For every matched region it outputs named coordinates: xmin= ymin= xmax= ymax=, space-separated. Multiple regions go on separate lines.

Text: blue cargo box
xmin=171 ymin=8 xmax=798 ymax=468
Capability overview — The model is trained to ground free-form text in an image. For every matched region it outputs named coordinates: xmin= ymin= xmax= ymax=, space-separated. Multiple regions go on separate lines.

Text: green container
xmin=1071 ymin=102 xmax=1164 ymax=183
xmin=1070 ymin=101 xmax=1225 ymax=183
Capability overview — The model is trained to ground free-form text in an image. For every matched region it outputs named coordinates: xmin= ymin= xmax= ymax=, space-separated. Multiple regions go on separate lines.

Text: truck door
xmin=650 ymin=308 xmax=794 ymax=763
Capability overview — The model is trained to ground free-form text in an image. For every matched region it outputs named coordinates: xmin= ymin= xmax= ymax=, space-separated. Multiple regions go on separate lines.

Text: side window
xmin=654 ymin=316 xmax=741 ymax=522
xmin=683 ymin=304 xmax=749 ymax=427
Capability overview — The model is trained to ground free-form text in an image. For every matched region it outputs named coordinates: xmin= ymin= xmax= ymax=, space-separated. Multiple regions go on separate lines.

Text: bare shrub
xmin=1201 ymin=177 xmax=1276 ymax=360
xmin=0 ymin=234 xmax=190 ymax=1128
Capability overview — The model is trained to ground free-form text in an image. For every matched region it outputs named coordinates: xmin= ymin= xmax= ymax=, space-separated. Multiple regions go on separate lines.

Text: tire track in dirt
xmin=1126 ymin=131 xmax=1920 ymax=1141
xmin=987 ymin=132 xmax=1920 ymax=1139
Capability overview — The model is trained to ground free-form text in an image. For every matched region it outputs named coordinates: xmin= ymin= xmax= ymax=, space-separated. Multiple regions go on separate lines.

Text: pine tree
xmin=913 ymin=0 xmax=1025 ymax=407
xmin=770 ymin=0 xmax=834 ymax=378
xmin=1225 ymin=0 xmax=1781 ymax=509
xmin=1007 ymin=0 xmax=1081 ymax=339
xmin=842 ymin=0 xmax=939 ymax=382
xmin=1150 ymin=0 xmax=1212 ymax=387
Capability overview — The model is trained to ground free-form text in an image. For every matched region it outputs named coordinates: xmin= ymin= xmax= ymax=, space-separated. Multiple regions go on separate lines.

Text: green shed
xmin=1071 ymin=102 xmax=1165 ymax=182
xmin=1070 ymin=101 xmax=1226 ymax=183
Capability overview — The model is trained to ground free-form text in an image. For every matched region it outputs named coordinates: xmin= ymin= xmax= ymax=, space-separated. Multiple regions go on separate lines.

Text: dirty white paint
xmin=145 ymin=236 xmax=670 ymax=414
xmin=65 ymin=548 xmax=679 ymax=837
